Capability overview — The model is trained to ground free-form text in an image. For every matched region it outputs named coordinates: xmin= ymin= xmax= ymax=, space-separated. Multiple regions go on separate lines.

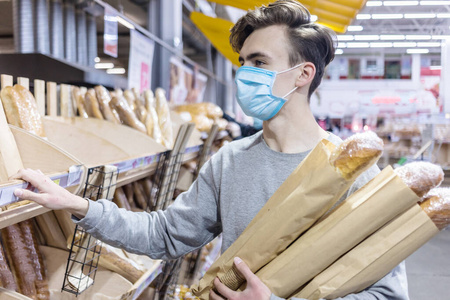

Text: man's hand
xmin=210 ymin=257 xmax=271 ymax=300
xmin=10 ymin=168 xmax=89 ymax=218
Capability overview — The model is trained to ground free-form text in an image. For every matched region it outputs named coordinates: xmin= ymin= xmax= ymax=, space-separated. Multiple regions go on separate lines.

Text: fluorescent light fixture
xmin=356 ymin=14 xmax=371 ymax=19
xmin=372 ymin=14 xmax=403 ymax=19
xmin=311 ymin=15 xmax=318 ymax=21
xmin=407 ymin=48 xmax=429 ymax=53
xmin=347 ymin=25 xmax=363 ymax=32
xmin=380 ymin=34 xmax=405 ymax=40
xmin=417 ymin=42 xmax=441 ymax=47
xmin=106 ymin=68 xmax=126 ymax=74
xmin=394 ymin=42 xmax=417 ymax=47
xmin=335 ymin=49 xmax=344 ymax=55
xmin=95 ymin=63 xmax=114 ymax=69
xmin=384 ymin=1 xmax=419 ymax=5
xmin=346 ymin=42 xmax=370 ymax=48
xmin=337 ymin=35 xmax=354 ymax=41
xmin=420 ymin=1 xmax=450 ymax=5
xmin=406 ymin=35 xmax=431 ymax=40
xmin=437 ymin=13 xmax=450 ymax=18
xmin=104 ymin=15 xmax=117 ymax=22
xmin=94 ymin=57 xmax=100 ymax=63
xmin=355 ymin=35 xmax=380 ymax=40
xmin=338 ymin=42 xmax=347 ymax=48
xmin=366 ymin=1 xmax=383 ymax=6
xmin=370 ymin=42 xmax=393 ymax=47
xmin=117 ymin=16 xmax=135 ymax=30
xmin=432 ymin=35 xmax=450 ymax=39
xmin=404 ymin=13 xmax=436 ymax=18
xmin=429 ymin=66 xmax=442 ymax=70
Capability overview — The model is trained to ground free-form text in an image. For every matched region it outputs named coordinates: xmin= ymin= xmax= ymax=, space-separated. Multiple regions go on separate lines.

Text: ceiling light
xmin=347 ymin=26 xmax=363 ymax=32
xmin=417 ymin=42 xmax=441 ymax=47
xmin=311 ymin=15 xmax=318 ymax=21
xmin=394 ymin=42 xmax=417 ymax=47
xmin=437 ymin=13 xmax=450 ymax=18
xmin=366 ymin=1 xmax=383 ymax=6
xmin=404 ymin=13 xmax=436 ymax=18
xmin=355 ymin=35 xmax=380 ymax=40
xmin=406 ymin=35 xmax=432 ymax=40
xmin=429 ymin=66 xmax=442 ymax=70
xmin=346 ymin=42 xmax=370 ymax=48
xmin=356 ymin=14 xmax=371 ymax=20
xmin=95 ymin=63 xmax=114 ymax=69
xmin=338 ymin=42 xmax=347 ymax=48
xmin=372 ymin=14 xmax=404 ymax=19
xmin=94 ymin=57 xmax=100 ymax=63
xmin=370 ymin=42 xmax=394 ymax=47
xmin=117 ymin=16 xmax=135 ymax=30
xmin=420 ymin=1 xmax=450 ymax=5
xmin=335 ymin=49 xmax=344 ymax=55
xmin=380 ymin=35 xmax=405 ymax=40
xmin=337 ymin=35 xmax=354 ymax=41
xmin=432 ymin=35 xmax=450 ymax=39
xmin=106 ymin=68 xmax=126 ymax=74
xmin=407 ymin=48 xmax=430 ymax=53
xmin=384 ymin=1 xmax=419 ymax=5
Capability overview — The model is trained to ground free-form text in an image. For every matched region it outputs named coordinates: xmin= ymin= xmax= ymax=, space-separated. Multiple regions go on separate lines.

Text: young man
xmin=12 ymin=1 xmax=409 ymax=299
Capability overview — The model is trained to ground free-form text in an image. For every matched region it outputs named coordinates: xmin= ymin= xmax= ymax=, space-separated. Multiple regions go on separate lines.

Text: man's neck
xmin=262 ymin=97 xmax=328 ymax=153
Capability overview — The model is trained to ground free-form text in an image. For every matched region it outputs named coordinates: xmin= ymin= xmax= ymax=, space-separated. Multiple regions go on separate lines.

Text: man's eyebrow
xmin=238 ymin=52 xmax=270 ymax=62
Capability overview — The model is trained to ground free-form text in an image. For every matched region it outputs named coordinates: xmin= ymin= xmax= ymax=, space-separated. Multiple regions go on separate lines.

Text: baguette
xmin=123 ymin=184 xmax=137 ymax=208
xmin=97 ymin=244 xmax=144 ymax=283
xmin=19 ymin=220 xmax=50 ymax=300
xmin=132 ymin=88 xmax=148 ymax=123
xmin=113 ymin=187 xmax=131 ymax=210
xmin=329 ymin=131 xmax=383 ymax=180
xmin=132 ymin=181 xmax=147 ymax=210
xmin=144 ymin=90 xmax=163 ymax=144
xmin=395 ymin=162 xmax=444 ymax=197
xmin=0 ymin=240 xmax=17 ymax=291
xmin=110 ymin=96 xmax=147 ymax=134
xmin=420 ymin=187 xmax=450 ymax=230
xmin=94 ymin=86 xmax=120 ymax=124
xmin=71 ymin=87 xmax=88 ymax=118
xmin=123 ymin=90 xmax=136 ymax=112
xmin=0 ymin=84 xmax=46 ymax=137
xmin=155 ymin=88 xmax=174 ymax=148
xmin=2 ymin=224 xmax=37 ymax=299
xmin=84 ymin=89 xmax=104 ymax=119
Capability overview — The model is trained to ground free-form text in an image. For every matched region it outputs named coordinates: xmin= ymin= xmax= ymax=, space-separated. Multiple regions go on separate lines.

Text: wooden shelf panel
xmin=0 ymin=203 xmax=50 ymax=230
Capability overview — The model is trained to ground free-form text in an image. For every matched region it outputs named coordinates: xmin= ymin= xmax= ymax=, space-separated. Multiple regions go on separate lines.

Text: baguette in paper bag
xmin=295 ymin=187 xmax=450 ymax=300
xmin=191 ymin=132 xmax=383 ymax=299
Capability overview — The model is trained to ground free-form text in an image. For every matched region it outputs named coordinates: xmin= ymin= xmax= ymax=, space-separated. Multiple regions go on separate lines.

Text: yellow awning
xmin=190 ymin=11 xmax=241 ymax=66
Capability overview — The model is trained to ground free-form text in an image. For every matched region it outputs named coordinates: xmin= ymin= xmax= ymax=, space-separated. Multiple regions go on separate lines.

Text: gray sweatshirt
xmin=75 ymin=132 xmax=409 ymax=300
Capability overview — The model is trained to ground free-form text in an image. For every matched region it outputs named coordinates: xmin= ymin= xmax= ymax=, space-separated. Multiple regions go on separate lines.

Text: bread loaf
xmin=94 ymin=86 xmax=120 ymax=123
xmin=123 ymin=184 xmax=136 ymax=208
xmin=97 ymin=244 xmax=144 ymax=283
xmin=0 ymin=240 xmax=17 ymax=291
xmin=144 ymin=90 xmax=163 ymax=144
xmin=132 ymin=181 xmax=147 ymax=210
xmin=329 ymin=131 xmax=383 ymax=180
xmin=123 ymin=90 xmax=136 ymax=111
xmin=132 ymin=88 xmax=148 ymax=123
xmin=395 ymin=162 xmax=444 ymax=197
xmin=84 ymin=89 xmax=104 ymax=119
xmin=19 ymin=220 xmax=50 ymax=300
xmin=0 ymin=84 xmax=46 ymax=137
xmin=113 ymin=187 xmax=131 ymax=210
xmin=71 ymin=87 xmax=88 ymax=118
xmin=2 ymin=224 xmax=37 ymax=299
xmin=420 ymin=188 xmax=450 ymax=230
xmin=110 ymin=96 xmax=146 ymax=134
xmin=155 ymin=88 xmax=174 ymax=148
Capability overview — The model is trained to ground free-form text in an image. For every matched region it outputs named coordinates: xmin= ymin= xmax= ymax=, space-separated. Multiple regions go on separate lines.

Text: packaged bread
xmin=110 ymin=96 xmax=146 ymax=134
xmin=254 ymin=162 xmax=442 ymax=298
xmin=1 ymin=224 xmax=37 ymax=299
xmin=123 ymin=90 xmax=136 ymax=112
xmin=192 ymin=132 xmax=384 ymax=299
xmin=0 ymin=241 xmax=17 ymax=291
xmin=143 ymin=90 xmax=163 ymax=144
xmin=296 ymin=187 xmax=450 ymax=300
xmin=94 ymin=86 xmax=120 ymax=124
xmin=97 ymin=244 xmax=144 ymax=283
xmin=155 ymin=88 xmax=174 ymax=148
xmin=0 ymin=84 xmax=46 ymax=137
xmin=132 ymin=88 xmax=148 ymax=123
xmin=71 ymin=87 xmax=88 ymax=118
xmin=84 ymin=89 xmax=104 ymax=119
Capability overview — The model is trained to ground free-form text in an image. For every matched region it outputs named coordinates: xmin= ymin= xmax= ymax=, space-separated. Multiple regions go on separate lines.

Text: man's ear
xmin=295 ymin=62 xmax=316 ymax=88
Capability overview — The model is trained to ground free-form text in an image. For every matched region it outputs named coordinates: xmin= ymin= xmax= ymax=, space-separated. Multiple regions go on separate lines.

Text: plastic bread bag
xmin=254 ymin=162 xmax=443 ymax=298
xmin=143 ymin=90 xmax=163 ymax=144
xmin=155 ymin=88 xmax=174 ymax=148
xmin=94 ymin=86 xmax=120 ymax=124
xmin=296 ymin=187 xmax=450 ymax=300
xmin=192 ymin=132 xmax=384 ymax=299
xmin=110 ymin=95 xmax=147 ymax=134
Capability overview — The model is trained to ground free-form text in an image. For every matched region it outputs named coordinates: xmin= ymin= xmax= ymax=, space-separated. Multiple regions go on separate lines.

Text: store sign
xmin=104 ymin=6 xmax=118 ymax=58
xmin=128 ymin=30 xmax=155 ymax=91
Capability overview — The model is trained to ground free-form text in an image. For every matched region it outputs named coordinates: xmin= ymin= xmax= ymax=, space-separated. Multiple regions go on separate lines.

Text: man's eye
xmin=255 ymin=60 xmax=265 ymax=66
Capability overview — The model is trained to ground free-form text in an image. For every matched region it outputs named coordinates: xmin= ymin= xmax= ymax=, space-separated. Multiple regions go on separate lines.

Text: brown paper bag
xmin=295 ymin=204 xmax=439 ymax=300
xmin=192 ymin=140 xmax=355 ymax=299
xmin=254 ymin=166 xmax=420 ymax=298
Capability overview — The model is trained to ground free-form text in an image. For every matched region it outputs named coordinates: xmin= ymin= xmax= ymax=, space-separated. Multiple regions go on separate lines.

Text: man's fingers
xmin=14 ymin=189 xmax=46 ymax=204
xmin=233 ymin=257 xmax=255 ymax=283
xmin=213 ymin=277 xmax=238 ymax=299
xmin=209 ymin=289 xmax=225 ymax=300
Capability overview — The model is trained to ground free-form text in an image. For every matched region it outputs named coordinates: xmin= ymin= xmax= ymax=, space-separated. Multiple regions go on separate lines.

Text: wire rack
xmin=62 ymin=165 xmax=118 ymax=296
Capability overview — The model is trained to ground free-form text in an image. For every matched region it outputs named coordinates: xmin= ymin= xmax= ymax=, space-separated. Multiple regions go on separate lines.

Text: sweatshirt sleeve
xmin=73 ymin=157 xmax=223 ymax=260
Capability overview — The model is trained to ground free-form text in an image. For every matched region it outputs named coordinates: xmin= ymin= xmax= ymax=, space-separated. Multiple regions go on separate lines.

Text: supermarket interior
xmin=0 ymin=0 xmax=449 ymax=299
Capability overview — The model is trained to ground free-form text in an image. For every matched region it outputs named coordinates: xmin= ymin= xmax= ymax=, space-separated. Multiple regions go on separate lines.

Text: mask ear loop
xmin=276 ymin=62 xmax=305 ymax=75
xmin=282 ymin=86 xmax=298 ymax=99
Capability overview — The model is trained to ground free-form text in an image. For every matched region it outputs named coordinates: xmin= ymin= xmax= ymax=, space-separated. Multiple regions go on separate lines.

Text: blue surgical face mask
xmin=235 ymin=63 xmax=304 ymax=121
